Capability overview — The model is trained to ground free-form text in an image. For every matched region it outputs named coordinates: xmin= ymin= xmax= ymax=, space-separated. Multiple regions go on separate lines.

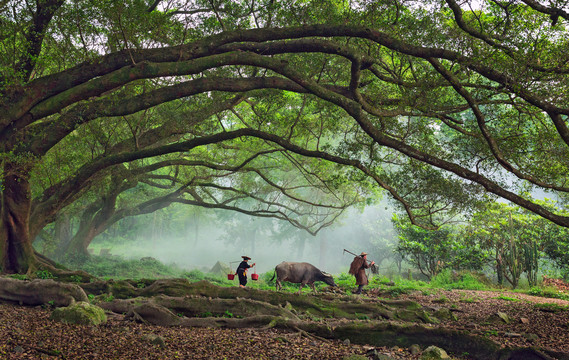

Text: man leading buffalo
xmin=349 ymin=252 xmax=375 ymax=295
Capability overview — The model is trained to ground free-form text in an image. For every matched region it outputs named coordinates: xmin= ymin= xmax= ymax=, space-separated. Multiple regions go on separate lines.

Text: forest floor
xmin=1 ymin=288 xmax=569 ymax=359
xmin=402 ymin=288 xmax=569 ymax=358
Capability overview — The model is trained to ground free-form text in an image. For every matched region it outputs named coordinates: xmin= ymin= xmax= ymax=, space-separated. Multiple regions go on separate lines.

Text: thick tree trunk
xmin=0 ymin=162 xmax=37 ymax=273
xmin=58 ymin=201 xmax=107 ymax=259
xmin=57 ymin=188 xmax=118 ymax=259
xmin=63 ymin=225 xmax=99 ymax=259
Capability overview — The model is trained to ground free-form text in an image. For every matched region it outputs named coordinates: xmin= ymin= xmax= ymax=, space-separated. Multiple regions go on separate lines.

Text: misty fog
xmin=91 ymin=203 xmax=397 ymax=275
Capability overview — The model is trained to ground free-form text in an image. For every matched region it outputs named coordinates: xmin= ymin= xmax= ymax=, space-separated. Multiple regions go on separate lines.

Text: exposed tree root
xmin=292 ymin=326 xmax=331 ymax=343
xmin=28 ymin=253 xmax=96 ymax=283
xmin=2 ymin=277 xmax=568 ymax=360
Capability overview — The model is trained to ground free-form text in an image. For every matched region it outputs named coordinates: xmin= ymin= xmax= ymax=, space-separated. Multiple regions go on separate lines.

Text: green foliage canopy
xmin=2 ymin=0 xmax=569 ymax=274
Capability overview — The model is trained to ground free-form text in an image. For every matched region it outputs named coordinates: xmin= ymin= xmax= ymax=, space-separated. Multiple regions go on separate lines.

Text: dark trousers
xmin=238 ymin=273 xmax=247 ymax=286
xmin=354 ymin=285 xmax=364 ymax=294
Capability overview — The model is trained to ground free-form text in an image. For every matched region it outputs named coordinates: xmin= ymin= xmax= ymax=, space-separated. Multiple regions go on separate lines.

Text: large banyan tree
xmin=1 ymin=0 xmax=569 ymax=274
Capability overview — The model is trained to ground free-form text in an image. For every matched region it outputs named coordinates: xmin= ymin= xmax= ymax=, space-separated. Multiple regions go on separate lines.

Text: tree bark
xmin=0 ymin=162 xmax=37 ymax=273
xmin=0 ymin=278 xmax=88 ymax=306
xmin=65 ymin=224 xmax=99 ymax=259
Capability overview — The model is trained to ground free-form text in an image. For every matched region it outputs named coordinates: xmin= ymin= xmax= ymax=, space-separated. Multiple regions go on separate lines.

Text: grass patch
xmin=433 ymin=295 xmax=449 ymax=303
xmin=375 ymin=278 xmax=428 ymax=297
xmin=493 ymin=295 xmax=520 ymax=302
xmin=334 ymin=272 xmax=356 ymax=288
xmin=533 ymin=303 xmax=569 ymax=312
xmin=525 ymin=286 xmax=569 ymax=301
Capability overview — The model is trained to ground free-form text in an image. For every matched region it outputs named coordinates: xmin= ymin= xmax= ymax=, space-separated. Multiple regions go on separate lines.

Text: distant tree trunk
xmin=151 ymin=212 xmax=157 ymax=244
xmin=191 ymin=212 xmax=199 ymax=248
xmin=319 ymin=234 xmax=327 ymax=270
xmin=250 ymin=227 xmax=256 ymax=256
xmin=50 ymin=213 xmax=73 ymax=258
xmin=55 ymin=213 xmax=72 ymax=247
xmin=297 ymin=238 xmax=306 ymax=258
xmin=58 ymin=201 xmax=106 ymax=259
xmin=58 ymin=191 xmax=177 ymax=260
xmin=496 ymin=251 xmax=504 ymax=286
xmin=35 ymin=229 xmax=53 ymax=255
xmin=65 ymin=224 xmax=101 ymax=258
xmin=524 ymin=240 xmax=539 ymax=288
xmin=0 ymin=162 xmax=37 ymax=273
xmin=396 ymin=255 xmax=402 ymax=275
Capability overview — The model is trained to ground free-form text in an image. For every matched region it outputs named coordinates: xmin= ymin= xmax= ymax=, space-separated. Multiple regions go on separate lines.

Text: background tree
xmin=465 ymin=200 xmax=565 ymax=288
xmin=394 ymin=215 xmax=489 ymax=280
xmin=3 ymin=0 xmax=569 ymax=276
xmin=541 ymin=227 xmax=569 ymax=281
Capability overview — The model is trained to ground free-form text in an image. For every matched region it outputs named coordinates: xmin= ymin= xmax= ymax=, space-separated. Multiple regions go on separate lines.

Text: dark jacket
xmin=236 ymin=261 xmax=252 ymax=276
xmin=350 ymin=256 xmax=371 ymax=285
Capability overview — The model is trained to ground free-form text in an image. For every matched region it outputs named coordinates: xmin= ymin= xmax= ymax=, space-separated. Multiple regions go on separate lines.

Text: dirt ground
xmin=1 ymin=288 xmax=569 ymax=359
xmin=404 ymin=288 xmax=569 ymax=354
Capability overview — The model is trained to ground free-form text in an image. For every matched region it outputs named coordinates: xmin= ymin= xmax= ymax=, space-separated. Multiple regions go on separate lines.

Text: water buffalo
xmin=270 ymin=261 xmax=336 ymax=294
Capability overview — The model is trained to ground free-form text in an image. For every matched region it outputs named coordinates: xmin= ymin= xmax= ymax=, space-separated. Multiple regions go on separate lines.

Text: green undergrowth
xmin=63 ymin=256 xmax=569 ymax=301
xmin=429 ymin=269 xmax=491 ymax=291
xmin=356 ymin=269 xmax=491 ymax=297
xmin=523 ymin=286 xmax=569 ymax=301
xmin=63 ymin=255 xmax=329 ymax=294
xmin=64 ymin=255 xmax=182 ymax=279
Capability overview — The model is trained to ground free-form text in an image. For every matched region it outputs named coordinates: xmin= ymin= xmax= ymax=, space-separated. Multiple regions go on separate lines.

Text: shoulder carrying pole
xmin=343 ymin=248 xmax=373 ymax=263
xmin=343 ymin=248 xmax=378 ymax=274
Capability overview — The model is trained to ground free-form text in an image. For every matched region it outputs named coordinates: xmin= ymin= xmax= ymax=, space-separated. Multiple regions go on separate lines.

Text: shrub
xmin=36 ymin=269 xmax=54 ymax=279
xmin=181 ymin=269 xmax=205 ymax=282
xmin=430 ymin=269 xmax=489 ymax=290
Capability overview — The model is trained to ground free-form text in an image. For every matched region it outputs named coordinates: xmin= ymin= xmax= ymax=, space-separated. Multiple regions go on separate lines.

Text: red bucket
xmin=251 ymin=273 xmax=259 ymax=281
xmin=227 ymin=273 xmax=235 ymax=280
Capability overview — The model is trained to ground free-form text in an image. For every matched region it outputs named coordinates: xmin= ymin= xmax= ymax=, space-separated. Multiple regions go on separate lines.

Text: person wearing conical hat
xmin=236 ymin=256 xmax=256 ymax=288
xmin=348 ymin=252 xmax=375 ymax=295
